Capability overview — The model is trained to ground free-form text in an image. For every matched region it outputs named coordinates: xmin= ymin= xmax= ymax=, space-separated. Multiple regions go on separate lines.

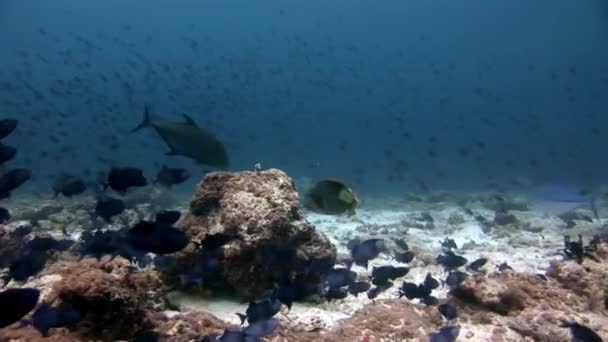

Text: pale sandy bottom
xmin=167 ymin=196 xmax=602 ymax=337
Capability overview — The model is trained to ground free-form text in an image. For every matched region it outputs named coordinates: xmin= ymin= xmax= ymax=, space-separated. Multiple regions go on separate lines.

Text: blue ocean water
xmin=1 ymin=0 xmax=607 ymax=197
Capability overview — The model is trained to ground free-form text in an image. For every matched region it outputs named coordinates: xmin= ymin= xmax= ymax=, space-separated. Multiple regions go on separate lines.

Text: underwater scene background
xmin=1 ymin=1 xmax=608 ymax=341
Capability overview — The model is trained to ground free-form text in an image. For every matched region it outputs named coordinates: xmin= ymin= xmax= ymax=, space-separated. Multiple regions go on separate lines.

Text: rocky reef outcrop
xmin=451 ymin=238 xmax=608 ymax=341
xmin=172 ymin=169 xmax=337 ymax=298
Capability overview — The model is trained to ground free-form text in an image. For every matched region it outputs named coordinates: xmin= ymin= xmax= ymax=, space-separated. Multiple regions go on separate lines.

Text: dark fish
xmin=32 ymin=304 xmax=80 ymax=336
xmin=304 ymin=179 xmax=359 ymax=216
xmin=399 ymin=282 xmax=431 ymax=300
xmin=155 ymin=210 xmax=181 ymax=225
xmin=104 ymin=167 xmax=147 ymax=194
xmin=395 ymin=250 xmax=415 ymax=263
xmin=79 ymin=230 xmax=130 ymax=260
xmin=445 ymin=271 xmax=468 ymax=287
xmin=0 ymin=118 xmax=17 ymax=140
xmin=371 ymin=265 xmax=408 ymax=286
xmin=242 ymin=318 xmax=279 ymax=339
xmin=126 ymin=220 xmax=189 ymax=255
xmin=155 ymin=165 xmax=190 ymax=188
xmin=498 ymin=262 xmax=514 ymax=272
xmin=441 ymin=238 xmax=458 ymax=250
xmin=467 ymin=257 xmax=488 ymax=271
xmin=324 ymin=287 xmax=349 ymax=301
xmin=422 ymin=295 xmax=439 ymax=306
xmin=0 ymin=168 xmax=31 ymax=199
xmin=438 ymin=303 xmax=458 ymax=319
xmin=392 ymin=238 xmax=409 ymax=251
xmin=236 ymin=298 xmax=281 ymax=325
xmin=322 ymin=268 xmax=357 ymax=289
xmin=367 ymin=286 xmax=383 ymax=300
xmin=423 ymin=273 xmax=439 ymax=291
xmin=348 ymin=281 xmax=371 ymax=296
xmin=0 ymin=206 xmax=10 ymax=223
xmin=274 ymin=281 xmax=317 ymax=310
xmin=199 ymin=233 xmax=232 ymax=250
xmin=53 ymin=174 xmax=86 ymax=197
xmin=436 ymin=251 xmax=468 ymax=269
xmin=350 ymin=238 xmax=385 ymax=268
xmin=94 ymin=197 xmax=125 ymax=222
xmin=430 ymin=326 xmax=460 ymax=342
xmin=0 ymin=143 xmax=16 ymax=165
xmin=9 ymin=251 xmax=47 ymax=281
xmin=0 ymin=288 xmax=40 ymax=328
xmin=561 ymin=321 xmax=603 ymax=342
xmin=131 ymin=106 xmax=229 ymax=168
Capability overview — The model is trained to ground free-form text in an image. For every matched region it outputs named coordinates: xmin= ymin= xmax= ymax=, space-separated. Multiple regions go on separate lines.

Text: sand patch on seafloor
xmin=170 ymin=196 xmax=603 ymax=333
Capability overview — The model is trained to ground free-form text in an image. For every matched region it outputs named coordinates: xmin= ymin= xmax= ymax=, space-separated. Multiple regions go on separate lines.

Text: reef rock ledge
xmin=177 ymin=168 xmax=337 ymax=298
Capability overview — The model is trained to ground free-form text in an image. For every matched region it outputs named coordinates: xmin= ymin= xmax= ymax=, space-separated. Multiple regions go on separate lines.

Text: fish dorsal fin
xmin=182 ymin=113 xmax=198 ymax=127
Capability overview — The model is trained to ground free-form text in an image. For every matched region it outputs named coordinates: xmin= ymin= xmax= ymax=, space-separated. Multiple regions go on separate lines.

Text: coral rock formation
xmin=177 ymin=169 xmax=337 ymax=298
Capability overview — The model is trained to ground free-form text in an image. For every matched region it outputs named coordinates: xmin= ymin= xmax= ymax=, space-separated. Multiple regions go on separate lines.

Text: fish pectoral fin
xmin=182 ymin=113 xmax=198 ymax=127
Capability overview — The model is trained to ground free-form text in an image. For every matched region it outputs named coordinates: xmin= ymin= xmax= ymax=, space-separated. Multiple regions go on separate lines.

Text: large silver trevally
xmin=131 ymin=106 xmax=229 ymax=168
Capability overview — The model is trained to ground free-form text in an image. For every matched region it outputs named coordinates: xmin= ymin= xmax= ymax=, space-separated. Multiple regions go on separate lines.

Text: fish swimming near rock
xmin=304 ymin=179 xmax=359 ymax=216
xmin=131 ymin=106 xmax=229 ymax=168
xmin=0 ymin=118 xmax=17 ymax=140
xmin=0 ymin=143 xmax=16 ymax=165
xmin=53 ymin=174 xmax=87 ymax=197
xmin=104 ymin=167 xmax=148 ymax=194
xmin=0 ymin=288 xmax=40 ymax=328
xmin=155 ymin=165 xmax=190 ymax=188
xmin=0 ymin=206 xmax=10 ymax=223
xmin=0 ymin=168 xmax=31 ymax=199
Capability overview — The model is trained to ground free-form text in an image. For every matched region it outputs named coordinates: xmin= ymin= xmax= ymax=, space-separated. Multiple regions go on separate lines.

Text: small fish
xmin=0 ymin=168 xmax=31 ymax=199
xmin=126 ymin=220 xmax=189 ymax=255
xmin=32 ymin=303 xmax=80 ymax=336
xmin=438 ymin=303 xmax=458 ymax=319
xmin=155 ymin=165 xmax=190 ymax=188
xmin=436 ymin=251 xmax=468 ymax=269
xmin=445 ymin=271 xmax=468 ymax=287
xmin=104 ymin=167 xmax=147 ymax=194
xmin=399 ymin=281 xmax=431 ymax=300
xmin=322 ymin=268 xmax=357 ymax=289
xmin=155 ymin=210 xmax=181 ymax=225
xmin=350 ymin=238 xmax=385 ymax=268
xmin=371 ymin=265 xmax=409 ymax=286
xmin=198 ymin=233 xmax=232 ymax=250
xmin=561 ymin=320 xmax=603 ymax=342
xmin=348 ymin=281 xmax=371 ymax=296
xmin=0 ymin=288 xmax=40 ymax=328
xmin=441 ymin=238 xmax=458 ymax=250
xmin=324 ymin=287 xmax=349 ymax=301
xmin=430 ymin=326 xmax=460 ymax=342
xmin=392 ymin=238 xmax=409 ymax=251
xmin=53 ymin=174 xmax=87 ymax=197
xmin=395 ymin=250 xmax=415 ymax=263
xmin=498 ymin=262 xmax=514 ymax=272
xmin=0 ymin=118 xmax=17 ymax=140
xmin=0 ymin=206 xmax=10 ymax=223
xmin=0 ymin=143 xmax=16 ymax=165
xmin=304 ymin=179 xmax=359 ymax=216
xmin=236 ymin=298 xmax=281 ymax=325
xmin=423 ymin=273 xmax=440 ymax=291
xmin=367 ymin=286 xmax=383 ymax=300
xmin=422 ymin=295 xmax=439 ymax=306
xmin=467 ymin=257 xmax=488 ymax=271
xmin=9 ymin=251 xmax=48 ymax=281
xmin=94 ymin=197 xmax=126 ymax=222
xmin=242 ymin=318 xmax=280 ymax=339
